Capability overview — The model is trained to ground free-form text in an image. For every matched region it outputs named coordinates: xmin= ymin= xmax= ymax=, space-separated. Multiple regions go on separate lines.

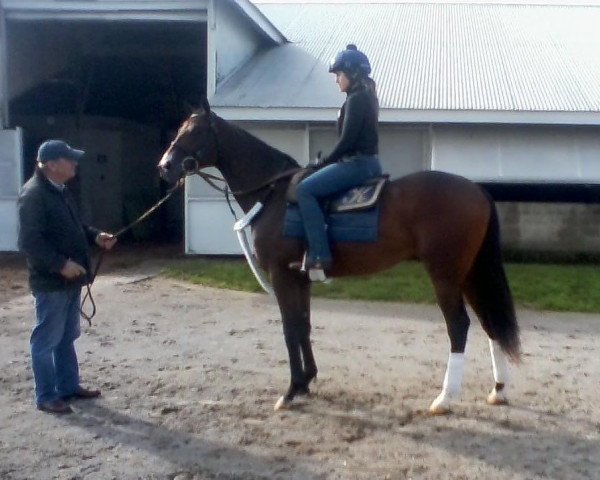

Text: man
xmin=18 ymin=140 xmax=117 ymax=414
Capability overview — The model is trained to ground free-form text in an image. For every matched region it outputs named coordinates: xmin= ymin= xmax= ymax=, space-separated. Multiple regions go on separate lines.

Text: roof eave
xmin=212 ymin=106 xmax=600 ymax=126
xmin=228 ymin=0 xmax=287 ymax=45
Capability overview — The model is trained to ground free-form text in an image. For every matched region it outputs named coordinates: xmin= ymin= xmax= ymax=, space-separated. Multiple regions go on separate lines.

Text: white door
xmin=0 ymin=127 xmax=23 ymax=251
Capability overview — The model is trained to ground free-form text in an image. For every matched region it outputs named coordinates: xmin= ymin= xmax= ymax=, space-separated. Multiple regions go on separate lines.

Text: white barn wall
xmin=431 ymin=125 xmax=600 ymax=183
xmin=207 ymin=0 xmax=269 ymax=96
xmin=433 ymin=124 xmax=600 ymax=252
xmin=0 ymin=127 xmax=22 ymax=251
xmin=309 ymin=125 xmax=429 ymax=178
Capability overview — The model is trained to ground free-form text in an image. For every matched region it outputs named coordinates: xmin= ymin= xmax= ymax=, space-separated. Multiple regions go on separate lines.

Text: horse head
xmin=158 ymin=98 xmax=217 ymax=184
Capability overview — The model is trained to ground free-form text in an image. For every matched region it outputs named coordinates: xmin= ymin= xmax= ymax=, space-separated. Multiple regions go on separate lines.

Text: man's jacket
xmin=18 ymin=169 xmax=100 ymax=292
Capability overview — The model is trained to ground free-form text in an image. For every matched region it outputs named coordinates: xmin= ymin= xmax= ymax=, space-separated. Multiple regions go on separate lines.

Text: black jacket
xmin=18 ymin=169 xmax=100 ymax=292
xmin=324 ymin=81 xmax=379 ymax=164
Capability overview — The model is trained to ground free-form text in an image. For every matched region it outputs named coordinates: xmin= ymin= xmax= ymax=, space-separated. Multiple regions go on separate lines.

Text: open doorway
xmin=6 ymin=19 xmax=206 ymax=245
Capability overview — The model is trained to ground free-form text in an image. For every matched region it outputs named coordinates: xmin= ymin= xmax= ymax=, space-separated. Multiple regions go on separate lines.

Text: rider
xmin=294 ymin=44 xmax=382 ymax=278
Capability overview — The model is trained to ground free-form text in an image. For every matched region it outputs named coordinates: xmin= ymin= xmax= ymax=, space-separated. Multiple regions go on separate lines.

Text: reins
xmin=81 ymin=112 xmax=300 ymax=324
xmin=80 ymin=177 xmax=186 ymax=324
xmin=193 ymin=167 xmax=300 ymax=220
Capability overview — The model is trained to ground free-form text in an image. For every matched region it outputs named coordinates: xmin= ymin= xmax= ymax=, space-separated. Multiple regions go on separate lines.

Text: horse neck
xmin=212 ymin=116 xmax=298 ymax=212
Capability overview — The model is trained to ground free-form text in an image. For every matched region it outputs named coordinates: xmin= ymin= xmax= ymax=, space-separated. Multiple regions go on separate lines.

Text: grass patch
xmin=164 ymin=258 xmax=600 ymax=313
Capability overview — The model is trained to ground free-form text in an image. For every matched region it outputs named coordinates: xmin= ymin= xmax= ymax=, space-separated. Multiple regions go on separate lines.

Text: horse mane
xmin=213 ymin=114 xmax=300 ymax=172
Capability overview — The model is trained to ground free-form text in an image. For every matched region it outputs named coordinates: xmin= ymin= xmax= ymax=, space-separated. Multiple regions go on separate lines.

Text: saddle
xmin=286 ymin=168 xmax=389 ymax=213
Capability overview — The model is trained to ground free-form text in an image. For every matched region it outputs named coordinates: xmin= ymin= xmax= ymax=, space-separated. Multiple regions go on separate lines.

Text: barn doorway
xmin=5 ymin=18 xmax=207 ymax=245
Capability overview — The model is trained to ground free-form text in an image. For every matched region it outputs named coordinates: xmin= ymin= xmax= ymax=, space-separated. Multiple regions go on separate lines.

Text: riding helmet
xmin=329 ymin=44 xmax=372 ymax=76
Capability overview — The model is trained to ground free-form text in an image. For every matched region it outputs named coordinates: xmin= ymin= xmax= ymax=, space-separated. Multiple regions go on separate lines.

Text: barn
xmin=2 ymin=0 xmax=600 ymax=255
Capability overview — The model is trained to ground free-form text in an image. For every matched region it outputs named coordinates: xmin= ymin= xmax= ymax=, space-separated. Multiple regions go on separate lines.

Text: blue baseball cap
xmin=37 ymin=140 xmax=85 ymax=163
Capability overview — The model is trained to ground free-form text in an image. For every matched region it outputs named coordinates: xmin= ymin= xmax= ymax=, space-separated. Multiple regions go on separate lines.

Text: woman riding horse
xmin=158 ymin=94 xmax=520 ymax=415
xmin=293 ymin=45 xmax=382 ymax=279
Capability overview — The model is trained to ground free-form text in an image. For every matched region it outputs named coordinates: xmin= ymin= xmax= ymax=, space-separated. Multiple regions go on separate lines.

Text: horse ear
xmin=201 ymin=97 xmax=211 ymax=115
xmin=182 ymin=94 xmax=210 ymax=116
xmin=183 ymin=97 xmax=210 ymax=116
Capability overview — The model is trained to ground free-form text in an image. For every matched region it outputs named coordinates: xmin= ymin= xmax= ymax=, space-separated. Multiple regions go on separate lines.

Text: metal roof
xmin=213 ymin=2 xmax=600 ymax=117
xmin=212 ymin=43 xmax=344 ymax=109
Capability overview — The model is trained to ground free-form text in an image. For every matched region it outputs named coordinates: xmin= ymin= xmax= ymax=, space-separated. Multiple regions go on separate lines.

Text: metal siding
xmin=251 ymin=2 xmax=600 ymax=113
xmin=309 ymin=125 xmax=427 ymax=178
xmin=0 ymin=127 xmax=22 ymax=251
xmin=432 ymin=125 xmax=600 ymax=183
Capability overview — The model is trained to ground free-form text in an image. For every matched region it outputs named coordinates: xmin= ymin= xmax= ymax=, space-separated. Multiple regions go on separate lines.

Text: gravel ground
xmin=1 ymin=254 xmax=599 ymax=480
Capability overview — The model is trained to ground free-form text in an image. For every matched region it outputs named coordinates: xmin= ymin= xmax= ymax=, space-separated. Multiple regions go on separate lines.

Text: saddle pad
xmin=329 ymin=176 xmax=387 ymax=213
xmin=283 ymin=205 xmax=379 ymax=243
xmin=286 ymin=172 xmax=388 ymax=213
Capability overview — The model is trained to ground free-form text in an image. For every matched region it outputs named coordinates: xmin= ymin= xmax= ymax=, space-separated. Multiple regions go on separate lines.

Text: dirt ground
xmin=1 ymin=252 xmax=599 ymax=480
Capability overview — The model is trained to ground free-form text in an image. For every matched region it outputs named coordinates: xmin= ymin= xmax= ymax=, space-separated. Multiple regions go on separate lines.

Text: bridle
xmin=168 ymin=112 xmax=301 ymax=206
xmin=82 ymin=113 xmax=300 ymax=323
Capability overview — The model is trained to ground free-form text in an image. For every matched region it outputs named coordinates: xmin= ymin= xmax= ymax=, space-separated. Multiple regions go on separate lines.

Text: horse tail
xmin=466 ymin=196 xmax=521 ymax=363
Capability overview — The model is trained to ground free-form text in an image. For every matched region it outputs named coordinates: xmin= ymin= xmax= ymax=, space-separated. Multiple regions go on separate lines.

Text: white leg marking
xmin=274 ymin=395 xmax=288 ymax=411
xmin=487 ymin=339 xmax=510 ymax=405
xmin=430 ymin=352 xmax=465 ymax=414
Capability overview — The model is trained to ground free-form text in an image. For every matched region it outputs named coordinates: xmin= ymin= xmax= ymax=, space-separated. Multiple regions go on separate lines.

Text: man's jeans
xmin=31 ymin=288 xmax=81 ymax=404
xmin=296 ymin=156 xmax=382 ymax=265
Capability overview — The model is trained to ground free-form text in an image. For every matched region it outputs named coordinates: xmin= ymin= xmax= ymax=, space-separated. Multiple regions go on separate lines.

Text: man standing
xmin=18 ymin=140 xmax=117 ymax=414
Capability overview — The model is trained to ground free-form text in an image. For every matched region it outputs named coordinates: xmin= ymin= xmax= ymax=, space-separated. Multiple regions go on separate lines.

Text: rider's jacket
xmin=324 ymin=81 xmax=379 ymax=164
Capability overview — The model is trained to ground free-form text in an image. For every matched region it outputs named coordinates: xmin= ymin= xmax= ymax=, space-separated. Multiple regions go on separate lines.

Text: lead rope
xmin=80 ymin=177 xmax=186 ymax=325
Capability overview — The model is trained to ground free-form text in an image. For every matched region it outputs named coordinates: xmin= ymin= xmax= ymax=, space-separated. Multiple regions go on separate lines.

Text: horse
xmin=158 ymin=98 xmax=520 ymax=415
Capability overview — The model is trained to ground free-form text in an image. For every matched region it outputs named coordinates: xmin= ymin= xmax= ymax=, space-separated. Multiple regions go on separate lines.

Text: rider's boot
xmin=289 ymin=253 xmax=331 ymax=283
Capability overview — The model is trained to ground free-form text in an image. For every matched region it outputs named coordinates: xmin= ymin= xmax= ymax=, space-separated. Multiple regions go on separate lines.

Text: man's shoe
xmin=37 ymin=400 xmax=73 ymax=414
xmin=62 ymin=387 xmax=101 ymax=401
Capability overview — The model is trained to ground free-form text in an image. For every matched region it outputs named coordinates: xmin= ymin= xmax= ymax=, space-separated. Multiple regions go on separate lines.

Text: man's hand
xmin=60 ymin=259 xmax=87 ymax=280
xmin=95 ymin=232 xmax=117 ymax=251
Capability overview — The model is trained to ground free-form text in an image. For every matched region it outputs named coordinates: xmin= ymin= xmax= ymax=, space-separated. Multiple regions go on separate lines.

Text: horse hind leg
xmin=428 ymin=277 xmax=471 ymax=415
xmin=487 ymin=339 xmax=510 ymax=405
xmin=464 ymin=275 xmax=512 ymax=407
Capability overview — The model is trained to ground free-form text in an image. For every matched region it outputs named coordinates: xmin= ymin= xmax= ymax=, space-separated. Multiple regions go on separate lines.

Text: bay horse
xmin=158 ymin=99 xmax=520 ymax=415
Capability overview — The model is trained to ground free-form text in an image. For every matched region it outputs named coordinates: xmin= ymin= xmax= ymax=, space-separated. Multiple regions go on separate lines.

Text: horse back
xmin=380 ymin=170 xmax=492 ymax=264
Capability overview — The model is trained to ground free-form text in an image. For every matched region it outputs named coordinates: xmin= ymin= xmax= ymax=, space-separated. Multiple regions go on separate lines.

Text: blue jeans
xmin=31 ymin=288 xmax=82 ymax=404
xmin=296 ymin=156 xmax=382 ymax=265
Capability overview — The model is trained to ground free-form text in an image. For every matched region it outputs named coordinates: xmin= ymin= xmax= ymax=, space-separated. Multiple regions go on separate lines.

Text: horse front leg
xmin=270 ymin=267 xmax=316 ymax=411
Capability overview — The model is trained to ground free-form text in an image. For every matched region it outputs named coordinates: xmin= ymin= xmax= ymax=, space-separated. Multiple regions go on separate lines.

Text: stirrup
xmin=288 ymin=254 xmax=332 ymax=283
xmin=308 ymin=267 xmax=328 ymax=282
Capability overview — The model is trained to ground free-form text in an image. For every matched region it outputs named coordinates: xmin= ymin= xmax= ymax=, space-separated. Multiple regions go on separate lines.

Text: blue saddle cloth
xmin=283 ymin=205 xmax=379 ymax=243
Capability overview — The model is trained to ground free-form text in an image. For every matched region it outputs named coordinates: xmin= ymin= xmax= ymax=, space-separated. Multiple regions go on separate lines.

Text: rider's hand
xmin=309 ymin=150 xmax=326 ymax=168
xmin=95 ymin=232 xmax=117 ymax=251
xmin=315 ymin=155 xmax=331 ymax=168
xmin=60 ymin=259 xmax=87 ymax=280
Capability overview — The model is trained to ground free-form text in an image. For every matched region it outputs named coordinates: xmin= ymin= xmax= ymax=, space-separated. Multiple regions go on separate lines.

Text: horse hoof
xmin=429 ymin=404 xmax=452 ymax=416
xmin=429 ymin=392 xmax=453 ymax=415
xmin=274 ymin=395 xmax=289 ymax=411
xmin=487 ymin=389 xmax=508 ymax=406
